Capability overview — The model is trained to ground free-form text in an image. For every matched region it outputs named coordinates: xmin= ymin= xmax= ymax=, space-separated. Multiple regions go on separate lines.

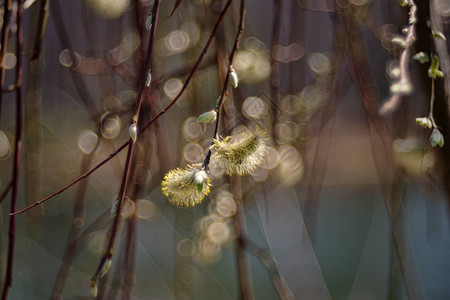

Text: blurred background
xmin=0 ymin=0 xmax=449 ymax=299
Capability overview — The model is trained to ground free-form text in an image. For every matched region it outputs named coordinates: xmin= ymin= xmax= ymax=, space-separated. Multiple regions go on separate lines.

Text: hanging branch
xmin=380 ymin=0 xmax=417 ymax=115
xmin=2 ymin=1 xmax=23 ymax=299
xmin=51 ymin=152 xmax=95 ymax=298
xmin=89 ymin=0 xmax=161 ymax=291
xmin=51 ymin=0 xmax=101 ymax=121
xmin=11 ymin=0 xmax=234 ymax=216
xmin=269 ymin=0 xmax=282 ymax=133
xmin=429 ymin=0 xmax=450 ymax=115
xmin=243 ymin=238 xmax=293 ymax=300
xmin=202 ymin=0 xmax=245 ymax=169
xmin=230 ymin=174 xmax=255 ymax=300
xmin=342 ymin=5 xmax=426 ymax=299
xmin=30 ymin=0 xmax=50 ymax=60
xmin=0 ymin=0 xmax=13 ymax=121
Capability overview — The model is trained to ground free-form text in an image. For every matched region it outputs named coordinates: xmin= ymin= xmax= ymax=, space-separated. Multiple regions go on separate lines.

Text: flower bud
xmin=197 ymin=110 xmax=217 ymax=124
xmin=229 ymin=66 xmax=238 ymax=88
xmin=90 ymin=280 xmax=98 ymax=297
xmin=129 ymin=123 xmax=137 ymax=143
xmin=145 ymin=72 xmax=152 ymax=87
xmin=415 ymin=117 xmax=432 ymax=129
xmin=100 ymin=256 xmax=112 ymax=278
xmin=146 ymin=14 xmax=153 ymax=30
xmin=430 ymin=128 xmax=444 ymax=148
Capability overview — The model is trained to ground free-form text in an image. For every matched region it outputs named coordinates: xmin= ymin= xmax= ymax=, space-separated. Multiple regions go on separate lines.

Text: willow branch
xmin=0 ymin=0 xmax=13 ymax=121
xmin=12 ymin=0 xmax=233 ymax=216
xmin=270 ymin=0 xmax=282 ymax=132
xmin=2 ymin=1 xmax=23 ymax=299
xmin=51 ymin=0 xmax=101 ymax=121
xmin=90 ymin=0 xmax=161 ymax=285
xmin=231 ymin=174 xmax=254 ymax=300
xmin=243 ymin=238 xmax=293 ymax=300
xmin=380 ymin=0 xmax=417 ymax=115
xmin=429 ymin=0 xmax=450 ymax=113
xmin=30 ymin=0 xmax=50 ymax=60
xmin=203 ymin=0 xmax=245 ymax=169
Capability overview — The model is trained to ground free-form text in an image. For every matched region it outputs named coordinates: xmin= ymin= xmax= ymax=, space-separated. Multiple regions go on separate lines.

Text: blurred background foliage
xmin=0 ymin=0 xmax=449 ymax=299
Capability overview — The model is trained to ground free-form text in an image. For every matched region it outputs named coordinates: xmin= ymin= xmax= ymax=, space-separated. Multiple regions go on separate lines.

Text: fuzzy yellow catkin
xmin=162 ymin=165 xmax=211 ymax=207
xmin=211 ymin=127 xmax=270 ymax=175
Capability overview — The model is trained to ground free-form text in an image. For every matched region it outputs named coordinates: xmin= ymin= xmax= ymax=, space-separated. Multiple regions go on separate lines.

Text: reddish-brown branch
xmin=51 ymin=0 xmax=101 ymax=121
xmin=91 ymin=0 xmax=161 ymax=284
xmin=203 ymin=0 xmax=245 ymax=168
xmin=31 ymin=0 xmax=50 ymax=60
xmin=2 ymin=1 xmax=23 ymax=299
xmin=270 ymin=0 xmax=282 ymax=134
xmin=0 ymin=0 xmax=13 ymax=121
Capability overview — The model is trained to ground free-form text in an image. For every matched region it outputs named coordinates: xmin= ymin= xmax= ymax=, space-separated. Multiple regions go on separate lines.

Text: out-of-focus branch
xmin=231 ymin=174 xmax=255 ymax=300
xmin=270 ymin=0 xmax=282 ymax=134
xmin=30 ymin=0 xmax=50 ymax=60
xmin=244 ymin=238 xmax=293 ymax=300
xmin=342 ymin=4 xmax=425 ymax=299
xmin=0 ymin=0 xmax=13 ymax=121
xmin=380 ymin=0 xmax=417 ymax=115
xmin=90 ymin=0 xmax=161 ymax=289
xmin=51 ymin=0 xmax=101 ymax=121
xmin=429 ymin=0 xmax=450 ymax=112
xmin=2 ymin=1 xmax=23 ymax=299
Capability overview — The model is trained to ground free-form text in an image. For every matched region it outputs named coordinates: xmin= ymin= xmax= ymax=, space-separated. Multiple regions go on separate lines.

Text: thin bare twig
xmin=0 ymin=0 xmax=13 ymax=122
xmin=380 ymin=0 xmax=417 ymax=115
xmin=231 ymin=175 xmax=254 ymax=300
xmin=90 ymin=0 xmax=161 ymax=286
xmin=203 ymin=0 xmax=245 ymax=169
xmin=270 ymin=0 xmax=282 ymax=133
xmin=429 ymin=0 xmax=450 ymax=113
xmin=51 ymin=153 xmax=92 ymax=299
xmin=243 ymin=238 xmax=293 ymax=300
xmin=30 ymin=0 xmax=50 ymax=60
xmin=2 ymin=1 xmax=23 ymax=299
xmin=51 ymin=0 xmax=101 ymax=121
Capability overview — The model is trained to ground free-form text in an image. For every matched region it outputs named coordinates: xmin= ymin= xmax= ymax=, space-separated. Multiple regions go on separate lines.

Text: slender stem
xmin=380 ymin=0 xmax=417 ymax=114
xmin=31 ymin=0 xmax=50 ymax=60
xmin=203 ymin=0 xmax=246 ymax=169
xmin=397 ymin=0 xmax=417 ymax=84
xmin=2 ymin=1 xmax=23 ymax=299
xmin=51 ymin=0 xmax=101 ymax=121
xmin=11 ymin=141 xmax=129 ymax=215
xmin=429 ymin=0 xmax=450 ymax=117
xmin=90 ymin=143 xmax=133 ymax=281
xmin=51 ymin=153 xmax=92 ymax=299
xmin=243 ymin=238 xmax=293 ymax=300
xmin=270 ymin=0 xmax=282 ymax=133
xmin=428 ymin=78 xmax=437 ymax=127
xmin=12 ymin=0 xmax=234 ymax=216
xmin=231 ymin=175 xmax=254 ymax=300
xmin=91 ymin=0 xmax=161 ymax=284
xmin=0 ymin=0 xmax=13 ymax=122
